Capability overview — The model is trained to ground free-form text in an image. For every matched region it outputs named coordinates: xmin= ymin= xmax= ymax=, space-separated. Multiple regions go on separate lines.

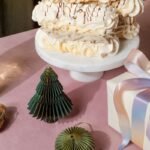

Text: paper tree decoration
xmin=28 ymin=67 xmax=73 ymax=123
xmin=55 ymin=126 xmax=95 ymax=150
xmin=0 ymin=104 xmax=6 ymax=129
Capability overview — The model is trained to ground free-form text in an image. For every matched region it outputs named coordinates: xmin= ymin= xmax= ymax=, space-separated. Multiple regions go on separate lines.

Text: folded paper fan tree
xmin=55 ymin=126 xmax=95 ymax=150
xmin=28 ymin=67 xmax=73 ymax=123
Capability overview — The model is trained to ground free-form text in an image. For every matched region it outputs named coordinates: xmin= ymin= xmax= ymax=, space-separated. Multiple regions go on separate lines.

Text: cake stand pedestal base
xmin=35 ymin=29 xmax=140 ymax=83
xmin=70 ymin=71 xmax=103 ymax=82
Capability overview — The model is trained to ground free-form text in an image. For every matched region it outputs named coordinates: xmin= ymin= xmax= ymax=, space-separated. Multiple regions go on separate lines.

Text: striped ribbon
xmin=114 ymin=49 xmax=150 ymax=149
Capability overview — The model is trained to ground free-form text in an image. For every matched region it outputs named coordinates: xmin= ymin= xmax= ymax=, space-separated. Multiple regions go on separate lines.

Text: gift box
xmin=107 ymin=49 xmax=150 ymax=150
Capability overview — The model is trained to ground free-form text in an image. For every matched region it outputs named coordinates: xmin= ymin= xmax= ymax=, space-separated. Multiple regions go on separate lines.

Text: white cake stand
xmin=35 ymin=29 xmax=140 ymax=82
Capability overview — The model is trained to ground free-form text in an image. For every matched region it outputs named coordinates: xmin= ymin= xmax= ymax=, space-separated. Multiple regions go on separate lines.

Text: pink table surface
xmin=0 ymin=2 xmax=150 ymax=150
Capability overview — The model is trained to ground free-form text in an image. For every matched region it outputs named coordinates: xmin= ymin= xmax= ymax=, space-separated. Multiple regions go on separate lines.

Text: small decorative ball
xmin=0 ymin=104 xmax=6 ymax=129
xmin=55 ymin=126 xmax=95 ymax=150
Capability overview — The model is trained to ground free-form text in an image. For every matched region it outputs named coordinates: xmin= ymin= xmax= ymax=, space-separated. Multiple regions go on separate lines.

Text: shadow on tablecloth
xmin=59 ymin=79 xmax=102 ymax=122
xmin=92 ymin=130 xmax=111 ymax=150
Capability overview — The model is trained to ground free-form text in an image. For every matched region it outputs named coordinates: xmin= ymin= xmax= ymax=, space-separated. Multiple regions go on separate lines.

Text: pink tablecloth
xmin=1 ymin=2 xmax=150 ymax=150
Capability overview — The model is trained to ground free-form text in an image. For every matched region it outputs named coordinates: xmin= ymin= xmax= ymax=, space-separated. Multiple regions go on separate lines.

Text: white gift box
xmin=107 ymin=72 xmax=150 ymax=150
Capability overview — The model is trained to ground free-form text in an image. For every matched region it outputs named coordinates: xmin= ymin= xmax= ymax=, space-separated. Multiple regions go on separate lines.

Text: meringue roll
xmin=32 ymin=0 xmax=144 ymax=58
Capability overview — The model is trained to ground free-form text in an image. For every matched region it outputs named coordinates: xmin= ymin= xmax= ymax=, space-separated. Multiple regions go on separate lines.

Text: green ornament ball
xmin=55 ymin=126 xmax=95 ymax=150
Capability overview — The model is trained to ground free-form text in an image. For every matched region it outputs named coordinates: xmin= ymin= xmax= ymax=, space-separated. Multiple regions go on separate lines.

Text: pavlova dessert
xmin=32 ymin=0 xmax=144 ymax=58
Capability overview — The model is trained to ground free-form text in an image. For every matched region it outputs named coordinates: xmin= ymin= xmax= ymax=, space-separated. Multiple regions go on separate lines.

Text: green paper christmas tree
xmin=28 ymin=67 xmax=73 ymax=123
xmin=55 ymin=126 xmax=95 ymax=150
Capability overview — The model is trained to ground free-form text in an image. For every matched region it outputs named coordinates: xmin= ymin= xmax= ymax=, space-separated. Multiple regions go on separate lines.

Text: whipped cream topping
xmin=122 ymin=22 xmax=140 ymax=39
xmin=112 ymin=0 xmax=144 ymax=17
xmin=32 ymin=0 xmax=119 ymax=35
xmin=39 ymin=29 xmax=120 ymax=58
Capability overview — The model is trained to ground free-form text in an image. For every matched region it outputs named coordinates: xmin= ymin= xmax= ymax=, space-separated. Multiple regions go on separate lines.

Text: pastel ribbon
xmin=114 ymin=49 xmax=150 ymax=150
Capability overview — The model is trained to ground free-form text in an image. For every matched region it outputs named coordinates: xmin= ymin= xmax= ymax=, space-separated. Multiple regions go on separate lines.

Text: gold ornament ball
xmin=0 ymin=104 xmax=6 ymax=129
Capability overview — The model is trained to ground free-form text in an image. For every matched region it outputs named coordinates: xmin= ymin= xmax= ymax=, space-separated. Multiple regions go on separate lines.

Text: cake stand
xmin=35 ymin=29 xmax=140 ymax=82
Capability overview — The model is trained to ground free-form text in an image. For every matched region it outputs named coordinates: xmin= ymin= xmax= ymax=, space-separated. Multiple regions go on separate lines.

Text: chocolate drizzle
xmin=85 ymin=5 xmax=91 ymax=22
xmin=90 ymin=5 xmax=97 ymax=21
xmin=83 ymin=12 xmax=86 ymax=24
xmin=39 ymin=0 xmax=117 ymax=26
xmin=56 ymin=2 xmax=62 ymax=18
xmin=96 ymin=7 xmax=100 ymax=17
xmin=73 ymin=4 xmax=78 ymax=15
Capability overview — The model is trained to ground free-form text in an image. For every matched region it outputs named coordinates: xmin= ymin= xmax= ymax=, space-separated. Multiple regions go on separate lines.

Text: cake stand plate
xmin=35 ymin=29 xmax=140 ymax=82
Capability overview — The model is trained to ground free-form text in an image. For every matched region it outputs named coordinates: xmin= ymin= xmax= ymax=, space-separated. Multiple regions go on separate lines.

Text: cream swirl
xmin=115 ymin=16 xmax=140 ymax=39
xmin=32 ymin=0 xmax=119 ymax=36
xmin=117 ymin=0 xmax=144 ymax=17
xmin=39 ymin=29 xmax=120 ymax=58
xmin=122 ymin=22 xmax=140 ymax=39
